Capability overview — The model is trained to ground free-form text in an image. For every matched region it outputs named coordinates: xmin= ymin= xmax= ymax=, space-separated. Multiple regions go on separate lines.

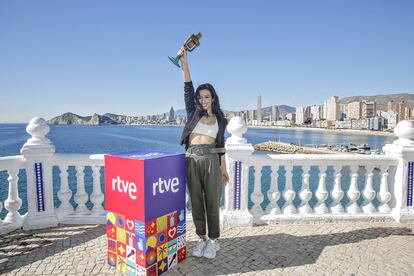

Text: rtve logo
xmin=111 ymin=175 xmax=180 ymax=199
xmin=111 ymin=176 xmax=137 ymax=199
xmin=153 ymin=177 xmax=180 ymax=196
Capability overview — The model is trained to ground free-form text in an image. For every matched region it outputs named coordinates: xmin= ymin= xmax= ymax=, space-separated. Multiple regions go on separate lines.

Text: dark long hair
xmin=195 ymin=83 xmax=225 ymax=119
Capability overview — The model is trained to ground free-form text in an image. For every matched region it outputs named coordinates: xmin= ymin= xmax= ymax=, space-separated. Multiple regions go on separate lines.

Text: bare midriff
xmin=189 ymin=133 xmax=215 ymax=145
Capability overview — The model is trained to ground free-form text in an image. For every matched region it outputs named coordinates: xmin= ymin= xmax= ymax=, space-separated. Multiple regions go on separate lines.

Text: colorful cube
xmin=105 ymin=151 xmax=187 ymax=275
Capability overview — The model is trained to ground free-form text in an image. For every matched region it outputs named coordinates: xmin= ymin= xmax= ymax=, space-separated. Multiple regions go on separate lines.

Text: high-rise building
xmin=257 ymin=95 xmax=262 ymax=122
xmin=271 ymin=105 xmax=279 ymax=121
xmin=398 ymin=101 xmax=406 ymax=122
xmin=348 ymin=101 xmax=361 ymax=120
xmin=340 ymin=103 xmax=348 ymax=120
xmin=405 ymin=107 xmax=410 ymax=120
xmin=248 ymin=109 xmax=255 ymax=123
xmin=310 ymin=105 xmax=320 ymax=121
xmin=362 ymin=101 xmax=376 ymax=119
xmin=322 ymin=101 xmax=327 ymax=119
xmin=169 ymin=106 xmax=175 ymax=122
xmin=286 ymin=113 xmax=295 ymax=121
xmin=381 ymin=111 xmax=398 ymax=129
xmin=295 ymin=107 xmax=305 ymax=125
xmin=325 ymin=96 xmax=340 ymax=121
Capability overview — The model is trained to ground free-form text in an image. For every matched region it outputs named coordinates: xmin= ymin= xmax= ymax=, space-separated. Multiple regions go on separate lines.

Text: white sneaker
xmin=203 ymin=239 xmax=220 ymax=259
xmin=192 ymin=239 xmax=207 ymax=258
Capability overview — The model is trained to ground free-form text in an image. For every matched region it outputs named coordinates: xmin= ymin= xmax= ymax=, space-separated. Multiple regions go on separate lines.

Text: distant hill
xmin=339 ymin=93 xmax=414 ymax=110
xmin=48 ymin=112 xmax=119 ymax=125
xmin=262 ymin=105 xmax=295 ymax=117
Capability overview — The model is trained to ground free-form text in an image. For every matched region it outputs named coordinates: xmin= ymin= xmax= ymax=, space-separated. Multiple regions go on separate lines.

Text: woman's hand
xmin=179 ymin=46 xmax=188 ymax=65
xmin=221 ymin=166 xmax=229 ymax=186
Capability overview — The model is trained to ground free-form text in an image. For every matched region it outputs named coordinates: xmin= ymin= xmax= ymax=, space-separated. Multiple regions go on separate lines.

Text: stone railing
xmin=222 ymin=117 xmax=414 ymax=228
xmin=0 ymin=118 xmax=107 ymax=234
xmin=1 ymin=117 xmax=414 ymax=235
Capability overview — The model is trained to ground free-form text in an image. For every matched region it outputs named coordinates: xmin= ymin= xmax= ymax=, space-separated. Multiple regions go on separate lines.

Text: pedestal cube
xmin=105 ymin=151 xmax=187 ymax=276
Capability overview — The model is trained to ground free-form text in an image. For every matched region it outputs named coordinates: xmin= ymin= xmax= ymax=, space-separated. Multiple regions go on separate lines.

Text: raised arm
xmin=180 ymin=47 xmax=196 ymax=116
xmin=180 ymin=47 xmax=191 ymax=82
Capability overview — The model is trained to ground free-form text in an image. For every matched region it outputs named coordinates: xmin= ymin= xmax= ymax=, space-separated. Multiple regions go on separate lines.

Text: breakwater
xmin=254 ymin=141 xmax=338 ymax=154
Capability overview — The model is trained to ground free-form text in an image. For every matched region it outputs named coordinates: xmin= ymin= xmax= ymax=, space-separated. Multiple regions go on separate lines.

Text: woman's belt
xmin=186 ymin=145 xmax=226 ymax=156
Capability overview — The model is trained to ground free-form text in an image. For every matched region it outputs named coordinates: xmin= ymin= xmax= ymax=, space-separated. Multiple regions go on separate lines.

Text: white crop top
xmin=192 ymin=120 xmax=219 ymax=138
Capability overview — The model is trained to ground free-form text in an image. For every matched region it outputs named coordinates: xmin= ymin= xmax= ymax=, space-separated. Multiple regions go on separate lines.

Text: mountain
xmin=339 ymin=93 xmax=414 ymax=110
xmin=48 ymin=112 xmax=118 ymax=125
xmin=262 ymin=105 xmax=295 ymax=117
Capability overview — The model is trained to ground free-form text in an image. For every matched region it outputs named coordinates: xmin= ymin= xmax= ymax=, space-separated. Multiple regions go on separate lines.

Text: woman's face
xmin=199 ymin=89 xmax=213 ymax=111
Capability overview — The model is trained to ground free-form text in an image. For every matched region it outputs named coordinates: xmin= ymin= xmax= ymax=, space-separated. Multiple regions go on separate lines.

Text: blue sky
xmin=0 ymin=0 xmax=413 ymax=123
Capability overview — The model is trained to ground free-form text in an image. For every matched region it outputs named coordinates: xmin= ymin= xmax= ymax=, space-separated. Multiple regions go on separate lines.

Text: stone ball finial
xmin=26 ymin=117 xmax=50 ymax=139
xmin=226 ymin=116 xmax=247 ymax=144
xmin=20 ymin=117 xmax=55 ymax=155
xmin=394 ymin=120 xmax=414 ymax=146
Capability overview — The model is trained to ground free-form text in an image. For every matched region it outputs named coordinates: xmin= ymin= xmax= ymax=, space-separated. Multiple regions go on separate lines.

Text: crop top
xmin=191 ymin=119 xmax=219 ymax=139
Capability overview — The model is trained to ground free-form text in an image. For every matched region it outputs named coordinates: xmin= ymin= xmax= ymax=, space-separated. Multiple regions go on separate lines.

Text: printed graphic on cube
xmin=105 ymin=151 xmax=187 ymax=275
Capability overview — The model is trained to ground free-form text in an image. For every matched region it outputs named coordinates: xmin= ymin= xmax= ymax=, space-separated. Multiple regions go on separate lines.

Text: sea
xmin=0 ymin=124 xmax=397 ymax=219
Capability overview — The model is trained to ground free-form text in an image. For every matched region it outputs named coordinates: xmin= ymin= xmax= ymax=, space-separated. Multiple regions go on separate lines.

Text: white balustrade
xmin=53 ymin=153 xmax=104 ymax=224
xmin=2 ymin=116 xmax=414 ymax=235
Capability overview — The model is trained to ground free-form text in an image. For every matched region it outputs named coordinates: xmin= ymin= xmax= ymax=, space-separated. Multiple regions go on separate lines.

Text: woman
xmin=178 ymin=47 xmax=229 ymax=259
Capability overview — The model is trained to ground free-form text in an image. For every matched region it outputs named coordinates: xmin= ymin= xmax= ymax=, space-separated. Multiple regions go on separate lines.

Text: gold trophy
xmin=168 ymin=32 xmax=202 ymax=68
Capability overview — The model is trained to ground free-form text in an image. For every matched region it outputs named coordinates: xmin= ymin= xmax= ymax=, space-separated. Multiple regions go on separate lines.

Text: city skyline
xmin=1 ymin=1 xmax=414 ymax=123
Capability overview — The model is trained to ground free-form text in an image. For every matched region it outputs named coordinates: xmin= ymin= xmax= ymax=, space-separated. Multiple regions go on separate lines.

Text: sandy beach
xmin=247 ymin=125 xmax=396 ymax=137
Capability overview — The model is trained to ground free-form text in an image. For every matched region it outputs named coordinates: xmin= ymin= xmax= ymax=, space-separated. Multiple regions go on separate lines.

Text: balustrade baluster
xmin=378 ymin=165 xmax=391 ymax=213
xmin=4 ymin=168 xmax=23 ymax=225
xmin=91 ymin=166 xmax=105 ymax=215
xmin=362 ymin=165 xmax=376 ymax=213
xmin=315 ymin=165 xmax=329 ymax=214
xmin=330 ymin=165 xmax=344 ymax=214
xmin=266 ymin=165 xmax=281 ymax=215
xmin=74 ymin=165 xmax=89 ymax=214
xmin=282 ymin=164 xmax=297 ymax=214
xmin=251 ymin=166 xmax=264 ymax=221
xmin=298 ymin=165 xmax=312 ymax=214
xmin=346 ymin=165 xmax=361 ymax=213
xmin=57 ymin=165 xmax=73 ymax=215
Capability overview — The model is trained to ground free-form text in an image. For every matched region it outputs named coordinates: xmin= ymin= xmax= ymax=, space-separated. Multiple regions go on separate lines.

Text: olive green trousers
xmin=186 ymin=144 xmax=221 ymax=239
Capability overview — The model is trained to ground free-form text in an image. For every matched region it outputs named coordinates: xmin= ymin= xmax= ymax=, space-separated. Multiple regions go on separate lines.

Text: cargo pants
xmin=186 ymin=144 xmax=221 ymax=239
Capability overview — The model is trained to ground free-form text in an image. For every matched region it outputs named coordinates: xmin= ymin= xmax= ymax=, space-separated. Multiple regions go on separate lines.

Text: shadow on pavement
xmin=0 ymin=225 xmax=412 ymax=275
xmin=0 ymin=224 xmax=105 ymax=274
xmin=173 ymin=226 xmax=413 ymax=275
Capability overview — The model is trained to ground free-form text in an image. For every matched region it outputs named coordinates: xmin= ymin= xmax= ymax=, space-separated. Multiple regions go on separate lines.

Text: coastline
xmin=247 ymin=125 xmax=396 ymax=137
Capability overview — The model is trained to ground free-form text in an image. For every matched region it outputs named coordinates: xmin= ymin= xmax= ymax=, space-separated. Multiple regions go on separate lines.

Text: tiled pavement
xmin=1 ymin=221 xmax=414 ymax=275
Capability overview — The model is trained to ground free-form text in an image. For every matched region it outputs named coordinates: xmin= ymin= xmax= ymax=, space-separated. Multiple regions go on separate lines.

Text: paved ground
xmin=1 ymin=221 xmax=414 ymax=275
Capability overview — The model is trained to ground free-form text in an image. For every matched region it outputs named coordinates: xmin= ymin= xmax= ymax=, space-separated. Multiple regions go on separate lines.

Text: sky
xmin=0 ymin=0 xmax=413 ymax=123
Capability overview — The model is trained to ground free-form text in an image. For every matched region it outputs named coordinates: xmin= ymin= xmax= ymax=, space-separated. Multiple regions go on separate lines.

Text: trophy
xmin=168 ymin=32 xmax=202 ymax=68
